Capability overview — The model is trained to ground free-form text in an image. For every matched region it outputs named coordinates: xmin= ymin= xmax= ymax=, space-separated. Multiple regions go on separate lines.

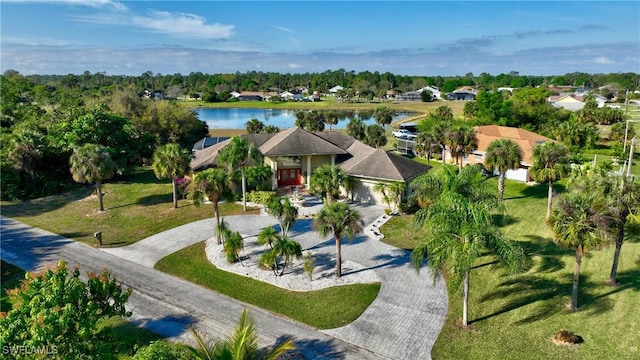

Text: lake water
xmin=195 ymin=108 xmax=412 ymax=130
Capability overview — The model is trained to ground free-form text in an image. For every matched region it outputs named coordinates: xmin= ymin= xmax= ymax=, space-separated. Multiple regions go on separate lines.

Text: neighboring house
xmin=396 ymin=86 xmax=441 ymax=101
xmin=443 ymin=125 xmax=552 ymax=182
xmin=548 ymin=93 xmax=607 ymax=111
xmin=445 ymin=86 xmax=477 ymax=100
xmin=279 ymin=91 xmax=295 ymax=101
xmin=329 ymin=85 xmax=344 ymax=94
xmin=396 ymin=91 xmax=421 ymax=101
xmin=191 ymin=127 xmax=430 ymax=205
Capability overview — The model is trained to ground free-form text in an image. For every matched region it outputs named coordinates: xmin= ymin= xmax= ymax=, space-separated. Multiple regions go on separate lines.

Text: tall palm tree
xmin=219 ymin=136 xmax=263 ymax=211
xmin=69 ymin=143 xmax=116 ymax=212
xmin=190 ymin=168 xmax=230 ymax=244
xmin=530 ymin=141 xmax=570 ymax=219
xmin=188 ymin=309 xmax=295 ymax=360
xmin=444 ymin=125 xmax=477 ymax=169
xmin=547 ymin=191 xmax=612 ymax=311
xmin=309 ymin=164 xmax=349 ymax=204
xmin=324 ymin=110 xmax=339 ymax=130
xmin=484 ymin=138 xmax=523 ymax=201
xmin=414 ymin=131 xmax=436 ymax=164
xmin=152 ymin=143 xmax=191 ymax=209
xmin=411 ymin=165 xmax=524 ymax=326
xmin=313 ymin=202 xmax=363 ymax=278
xmin=346 ymin=118 xmax=366 ymax=141
xmin=573 ymin=173 xmax=640 ymax=285
xmin=373 ymin=106 xmax=393 ymax=128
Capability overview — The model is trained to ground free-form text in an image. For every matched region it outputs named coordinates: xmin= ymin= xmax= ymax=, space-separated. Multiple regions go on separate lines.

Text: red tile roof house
xmin=442 ymin=125 xmax=553 ymax=182
xmin=191 ymin=127 xmax=431 ymax=206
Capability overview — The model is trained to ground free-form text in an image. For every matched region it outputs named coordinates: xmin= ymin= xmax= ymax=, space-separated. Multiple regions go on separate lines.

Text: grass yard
xmin=0 ymin=167 xmax=258 ymax=247
xmin=155 ymin=242 xmax=380 ymax=329
xmin=381 ymin=176 xmax=640 ymax=359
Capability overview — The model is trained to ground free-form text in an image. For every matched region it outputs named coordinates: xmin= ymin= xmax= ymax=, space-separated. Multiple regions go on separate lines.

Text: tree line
xmin=5 ymin=69 xmax=639 ymax=103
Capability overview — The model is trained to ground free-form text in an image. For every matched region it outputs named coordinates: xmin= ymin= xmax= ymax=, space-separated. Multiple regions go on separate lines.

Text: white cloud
xmin=132 ymin=11 xmax=233 ymax=40
xmin=593 ymin=56 xmax=613 ymax=64
xmin=272 ymin=25 xmax=294 ymax=33
xmin=4 ymin=0 xmax=126 ymax=11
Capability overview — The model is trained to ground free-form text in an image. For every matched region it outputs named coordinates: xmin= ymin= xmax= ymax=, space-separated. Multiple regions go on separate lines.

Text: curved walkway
xmin=101 ymin=203 xmax=448 ymax=359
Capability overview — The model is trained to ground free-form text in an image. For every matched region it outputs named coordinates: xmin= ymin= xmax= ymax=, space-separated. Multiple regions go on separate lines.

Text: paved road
xmin=1 ymin=203 xmax=448 ymax=359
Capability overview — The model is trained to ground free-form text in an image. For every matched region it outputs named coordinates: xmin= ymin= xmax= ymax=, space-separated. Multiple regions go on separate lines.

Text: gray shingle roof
xmin=190 ymin=127 xmax=429 ymax=182
xmin=339 ymin=141 xmax=430 ymax=181
xmin=258 ymin=127 xmax=347 ymax=156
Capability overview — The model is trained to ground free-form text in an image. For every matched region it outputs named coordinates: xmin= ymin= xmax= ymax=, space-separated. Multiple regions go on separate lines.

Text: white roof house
xmin=329 ymin=85 xmax=344 ymax=93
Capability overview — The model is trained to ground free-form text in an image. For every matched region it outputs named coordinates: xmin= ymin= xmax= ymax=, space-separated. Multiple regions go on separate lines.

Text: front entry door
xmin=278 ymin=168 xmax=301 ymax=186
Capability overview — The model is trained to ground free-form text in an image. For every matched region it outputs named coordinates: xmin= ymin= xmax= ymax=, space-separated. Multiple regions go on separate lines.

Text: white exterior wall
xmin=351 ymin=179 xmax=387 ymax=205
xmin=505 ymin=168 xmax=530 ymax=182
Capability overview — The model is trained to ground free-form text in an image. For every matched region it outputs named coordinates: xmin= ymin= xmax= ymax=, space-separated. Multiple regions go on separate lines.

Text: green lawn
xmin=381 ymin=176 xmax=640 ymax=359
xmin=0 ymin=167 xmax=258 ymax=247
xmin=155 ymin=242 xmax=380 ymax=329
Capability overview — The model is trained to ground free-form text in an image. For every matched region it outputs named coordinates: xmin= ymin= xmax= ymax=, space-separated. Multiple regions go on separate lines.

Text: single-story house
xmin=443 ymin=125 xmax=552 ymax=182
xmin=445 ymin=86 xmax=477 ymax=101
xmin=329 ymin=85 xmax=344 ymax=94
xmin=232 ymin=91 xmax=279 ymax=101
xmin=548 ymin=93 xmax=607 ymax=111
xmin=191 ymin=127 xmax=430 ymax=205
xmin=396 ymin=86 xmax=441 ymax=101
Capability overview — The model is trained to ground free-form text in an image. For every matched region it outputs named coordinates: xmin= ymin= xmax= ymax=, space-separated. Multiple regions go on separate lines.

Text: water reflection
xmin=196 ymin=108 xmax=412 ymax=129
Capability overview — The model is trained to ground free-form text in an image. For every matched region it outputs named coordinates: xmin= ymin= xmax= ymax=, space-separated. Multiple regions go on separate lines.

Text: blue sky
xmin=1 ymin=1 xmax=639 ymax=76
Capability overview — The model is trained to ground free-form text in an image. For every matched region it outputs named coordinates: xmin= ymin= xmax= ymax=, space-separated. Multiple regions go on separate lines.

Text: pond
xmin=195 ymin=108 xmax=413 ymax=130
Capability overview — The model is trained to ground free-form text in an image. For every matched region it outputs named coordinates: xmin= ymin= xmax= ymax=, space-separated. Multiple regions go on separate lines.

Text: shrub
xmin=247 ymin=190 xmax=276 ymax=205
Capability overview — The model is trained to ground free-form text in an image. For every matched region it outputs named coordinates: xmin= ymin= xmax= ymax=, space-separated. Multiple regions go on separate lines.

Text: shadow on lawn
xmin=1 ymin=187 xmax=94 ymax=218
xmin=474 ymin=264 xmax=640 ymax=325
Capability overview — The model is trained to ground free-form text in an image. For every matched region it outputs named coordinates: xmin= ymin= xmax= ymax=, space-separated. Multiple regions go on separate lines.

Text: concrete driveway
xmin=2 ymin=201 xmax=448 ymax=359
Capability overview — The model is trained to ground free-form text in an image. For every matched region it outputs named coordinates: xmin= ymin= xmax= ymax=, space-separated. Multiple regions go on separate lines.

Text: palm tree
xmin=245 ymin=118 xmax=264 ymax=134
xmin=414 ymin=131 xmax=435 ymax=164
xmin=257 ymin=226 xmax=279 ymax=249
xmin=219 ymin=136 xmax=263 ymax=211
xmin=313 ymin=202 xmax=363 ymax=278
xmin=485 ymin=138 xmax=523 ymax=201
xmin=324 ymin=110 xmax=339 ymax=130
xmin=374 ymin=106 xmax=393 ymax=128
xmin=190 ymin=168 xmax=230 ymax=244
xmin=152 ymin=143 xmax=191 ymax=209
xmin=573 ymin=174 xmax=640 ymax=285
xmin=444 ymin=125 xmax=477 ymax=169
xmin=364 ymin=124 xmax=387 ymax=148
xmin=346 ymin=118 xmax=366 ymax=141
xmin=530 ymin=141 xmax=570 ymax=219
xmin=411 ymin=165 xmax=524 ymax=326
xmin=547 ymin=191 xmax=612 ymax=311
xmin=216 ymin=218 xmax=232 ymax=244
xmin=69 ymin=143 xmax=116 ymax=212
xmin=224 ymin=231 xmax=244 ymax=264
xmin=309 ymin=164 xmax=349 ymax=204
xmin=273 ymin=237 xmax=303 ymax=276
xmin=188 ymin=309 xmax=295 ymax=360
xmin=265 ymin=196 xmax=298 ymax=237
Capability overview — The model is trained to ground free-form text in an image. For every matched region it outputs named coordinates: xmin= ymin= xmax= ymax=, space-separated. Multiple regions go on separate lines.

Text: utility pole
xmin=627 ymin=137 xmax=636 ymax=178
xmin=625 ymin=89 xmax=630 ymax=114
